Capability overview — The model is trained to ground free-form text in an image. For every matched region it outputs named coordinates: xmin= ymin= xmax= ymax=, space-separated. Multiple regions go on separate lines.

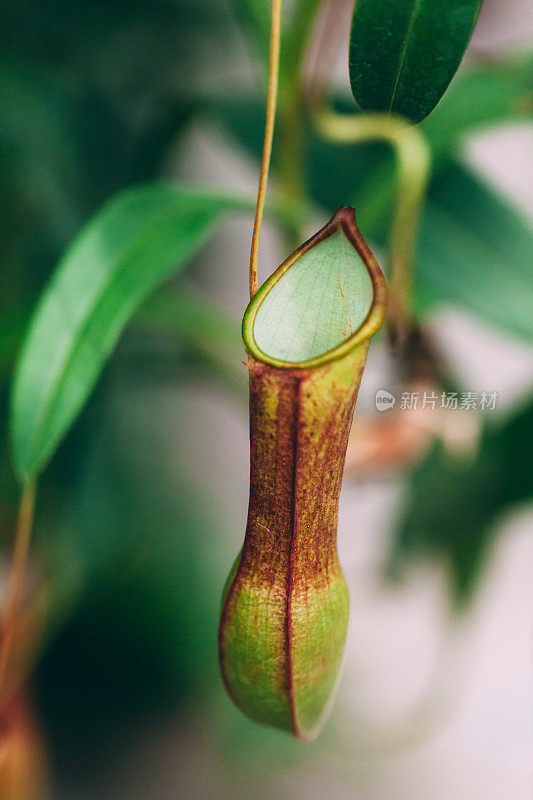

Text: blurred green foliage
xmin=1 ymin=0 xmax=533 ymax=790
xmin=390 ymin=398 xmax=533 ymax=604
xmin=0 ymin=0 xmax=252 ymax=781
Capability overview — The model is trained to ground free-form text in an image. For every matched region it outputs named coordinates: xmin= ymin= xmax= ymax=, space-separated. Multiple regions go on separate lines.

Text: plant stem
xmin=0 ymin=482 xmax=36 ymax=706
xmin=314 ymin=109 xmax=431 ymax=339
xmin=249 ymin=0 xmax=283 ymax=299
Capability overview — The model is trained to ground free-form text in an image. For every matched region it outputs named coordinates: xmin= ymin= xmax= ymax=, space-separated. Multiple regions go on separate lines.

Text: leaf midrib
xmin=388 ymin=0 xmax=424 ymax=112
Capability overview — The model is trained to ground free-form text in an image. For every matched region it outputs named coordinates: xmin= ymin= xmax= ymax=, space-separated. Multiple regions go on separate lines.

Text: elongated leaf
xmin=349 ymin=0 xmax=483 ymax=123
xmin=10 ymin=185 xmax=252 ymax=484
xmin=416 ymin=163 xmax=533 ymax=342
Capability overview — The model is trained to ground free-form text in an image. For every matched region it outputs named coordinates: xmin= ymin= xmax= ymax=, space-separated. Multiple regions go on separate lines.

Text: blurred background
xmin=1 ymin=0 xmax=533 ymax=797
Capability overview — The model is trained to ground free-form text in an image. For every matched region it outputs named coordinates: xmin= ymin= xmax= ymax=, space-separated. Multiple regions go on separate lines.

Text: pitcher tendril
xmin=249 ymin=0 xmax=283 ymax=299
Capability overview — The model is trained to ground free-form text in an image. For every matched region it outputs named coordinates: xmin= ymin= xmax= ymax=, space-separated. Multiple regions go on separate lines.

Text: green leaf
xmin=10 ymin=184 xmax=252 ymax=484
xmin=416 ymin=163 xmax=533 ymax=343
xmin=349 ymin=0 xmax=483 ymax=123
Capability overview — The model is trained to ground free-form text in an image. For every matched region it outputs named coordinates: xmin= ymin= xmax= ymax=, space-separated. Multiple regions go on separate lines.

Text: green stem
xmin=314 ymin=108 xmax=431 ymax=338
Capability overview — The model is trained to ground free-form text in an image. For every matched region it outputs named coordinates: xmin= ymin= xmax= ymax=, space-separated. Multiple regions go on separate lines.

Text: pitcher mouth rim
xmin=242 ymin=206 xmax=387 ymax=370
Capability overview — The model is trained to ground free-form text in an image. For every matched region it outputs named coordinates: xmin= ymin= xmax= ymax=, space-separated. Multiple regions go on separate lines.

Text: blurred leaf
xmin=390 ymin=396 xmax=533 ymax=604
xmin=349 ymin=0 xmax=482 ymax=123
xmin=1 ymin=68 xmax=82 ymax=242
xmin=498 ymin=398 xmax=533 ymax=509
xmin=420 ymin=57 xmax=533 ymax=162
xmin=209 ymin=52 xmax=533 ymax=231
xmin=127 ymin=98 xmax=199 ymax=184
xmin=0 ymin=306 xmax=33 ymax=385
xmin=280 ymin=0 xmax=323 ymax=79
xmin=140 ymin=289 xmax=242 ymax=364
xmin=10 ymin=184 xmax=253 ymax=484
xmin=0 ymin=0 xmax=243 ymax=226
xmin=137 ymin=288 xmax=246 ymax=400
xmin=232 ymin=0 xmax=271 ymax=65
xmin=390 ymin=436 xmax=503 ymax=605
xmin=416 ymin=162 xmax=533 ymax=343
xmin=208 ymin=93 xmax=393 ymax=222
xmin=0 ymin=0 xmax=238 ymax=95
